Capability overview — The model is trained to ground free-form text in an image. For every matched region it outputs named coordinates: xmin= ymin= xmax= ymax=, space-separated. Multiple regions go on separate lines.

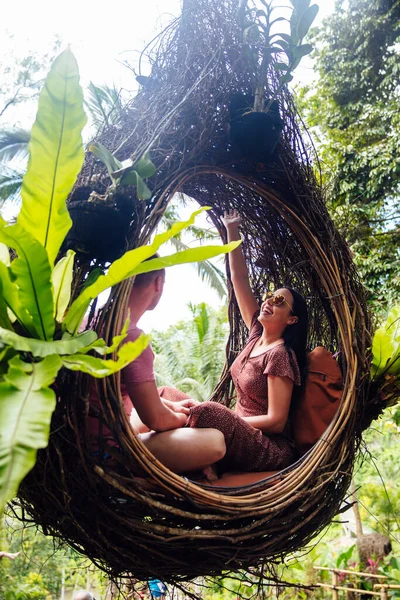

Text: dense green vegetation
xmin=297 ymin=0 xmax=400 ymax=315
xmin=0 ymin=517 xmax=107 ymax=599
xmin=152 ymin=303 xmax=229 ymax=400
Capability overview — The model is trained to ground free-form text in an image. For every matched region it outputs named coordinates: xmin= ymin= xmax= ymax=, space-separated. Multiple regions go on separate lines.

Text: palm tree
xmin=162 ymin=200 xmax=227 ymax=298
xmin=0 ymin=129 xmax=30 ymax=204
xmin=84 ymin=82 xmax=125 ymax=131
xmin=152 ymin=303 xmax=229 ymax=401
xmin=0 ymin=83 xmax=125 ymax=208
xmin=0 ymin=128 xmax=30 ymax=163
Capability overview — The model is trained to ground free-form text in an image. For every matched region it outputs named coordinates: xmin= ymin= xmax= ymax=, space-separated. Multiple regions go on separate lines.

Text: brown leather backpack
xmin=293 ymin=346 xmax=343 ymax=456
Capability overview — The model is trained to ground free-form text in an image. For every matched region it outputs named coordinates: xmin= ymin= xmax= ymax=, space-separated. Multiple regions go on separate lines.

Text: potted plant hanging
xmin=229 ymin=0 xmax=319 ymax=163
xmin=65 ymin=146 xmax=155 ymax=262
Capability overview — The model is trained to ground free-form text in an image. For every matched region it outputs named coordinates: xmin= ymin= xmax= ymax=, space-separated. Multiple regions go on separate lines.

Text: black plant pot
xmin=229 ymin=94 xmax=284 ymax=163
xmin=64 ymin=200 xmax=131 ymax=263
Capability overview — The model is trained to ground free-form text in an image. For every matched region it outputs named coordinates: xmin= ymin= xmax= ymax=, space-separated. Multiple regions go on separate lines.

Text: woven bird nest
xmin=16 ymin=0 xmax=380 ymax=584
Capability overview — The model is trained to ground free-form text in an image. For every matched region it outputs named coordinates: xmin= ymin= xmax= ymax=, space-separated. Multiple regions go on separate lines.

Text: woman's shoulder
xmin=264 ymin=344 xmax=301 ymax=385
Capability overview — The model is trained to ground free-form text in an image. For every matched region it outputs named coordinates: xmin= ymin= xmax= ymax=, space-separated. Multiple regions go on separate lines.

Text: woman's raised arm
xmin=222 ymin=210 xmax=259 ymax=329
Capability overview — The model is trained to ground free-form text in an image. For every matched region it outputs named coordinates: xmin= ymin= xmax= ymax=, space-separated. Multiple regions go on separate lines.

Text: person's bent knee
xmin=215 ymin=430 xmax=226 ymax=461
xmin=205 ymin=429 xmax=226 ymax=462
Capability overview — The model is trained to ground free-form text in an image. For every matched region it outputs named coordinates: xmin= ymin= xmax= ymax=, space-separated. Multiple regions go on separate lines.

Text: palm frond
xmin=166 ymin=235 xmax=227 ymax=299
xmin=194 ymin=258 xmax=227 ymax=299
xmin=0 ymin=128 xmax=30 ymax=163
xmin=190 ymin=302 xmax=210 ymax=344
xmin=173 ymin=377 xmax=208 ymax=402
xmin=85 ymin=83 xmax=125 ymax=130
xmin=0 ymin=167 xmax=23 ymax=204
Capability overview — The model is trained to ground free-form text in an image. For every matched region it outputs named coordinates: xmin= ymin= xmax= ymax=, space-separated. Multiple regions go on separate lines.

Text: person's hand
xmin=174 ymin=410 xmax=189 ymax=428
xmin=222 ymin=209 xmax=242 ymax=230
xmin=162 ymin=398 xmax=199 ymax=415
xmin=176 ymin=398 xmax=200 ymax=409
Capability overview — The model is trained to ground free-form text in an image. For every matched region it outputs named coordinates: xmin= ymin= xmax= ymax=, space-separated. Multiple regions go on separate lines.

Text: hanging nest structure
xmin=16 ymin=0 xmax=385 ymax=585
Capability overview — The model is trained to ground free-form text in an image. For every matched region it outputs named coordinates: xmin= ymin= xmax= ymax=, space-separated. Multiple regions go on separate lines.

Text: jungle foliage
xmin=0 ymin=516 xmax=107 ymax=599
xmin=297 ymin=0 xmax=400 ymax=315
xmin=152 ymin=303 xmax=229 ymax=400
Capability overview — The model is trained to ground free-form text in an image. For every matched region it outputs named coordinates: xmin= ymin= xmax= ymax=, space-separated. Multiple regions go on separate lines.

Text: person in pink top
xmin=89 ymin=265 xmax=226 ymax=475
xmin=186 ymin=210 xmax=309 ymax=473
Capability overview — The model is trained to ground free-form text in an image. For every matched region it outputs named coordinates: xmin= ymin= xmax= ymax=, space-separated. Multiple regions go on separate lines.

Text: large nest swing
xmin=17 ymin=0 xmax=385 ymax=584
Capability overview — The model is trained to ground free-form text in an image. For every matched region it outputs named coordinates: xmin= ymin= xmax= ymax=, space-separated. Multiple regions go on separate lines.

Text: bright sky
xmin=1 ymin=0 xmax=336 ymax=331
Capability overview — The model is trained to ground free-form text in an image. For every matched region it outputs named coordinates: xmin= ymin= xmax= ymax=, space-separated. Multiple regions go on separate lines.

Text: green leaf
xmin=0 ymin=221 xmax=55 ymax=340
xmin=0 ymin=355 xmax=62 ymax=512
xmin=18 ymin=48 xmax=87 ymax=267
xmin=280 ymin=73 xmax=294 ymax=84
xmin=127 ymin=242 xmax=241 ymax=276
xmin=278 ymin=33 xmax=293 ymax=45
xmin=371 ymin=306 xmax=400 ymax=379
xmin=290 ymin=12 xmax=299 ymax=45
xmin=118 ymin=168 xmax=136 ymax=186
xmin=62 ymin=333 xmax=149 ymax=377
xmin=64 ymin=207 xmax=211 ymax=333
xmin=0 ymin=277 xmax=12 ymax=329
xmin=289 ymin=0 xmax=311 ymax=12
xmin=85 ymin=82 xmax=123 ymax=129
xmin=132 ymin=152 xmax=156 ymax=179
xmin=0 ymin=326 xmax=97 ymax=358
xmin=79 ymin=317 xmax=130 ymax=355
xmin=297 ymin=4 xmax=319 ymax=41
xmin=270 ymin=16 xmax=288 ymax=28
xmin=61 ymin=269 xmax=104 ymax=336
xmin=119 ymin=169 xmax=152 ymax=199
xmin=0 ymin=261 xmax=32 ymax=331
xmin=274 ymin=62 xmax=290 ymax=72
xmin=292 ymin=43 xmax=314 ymax=61
xmin=52 ymin=250 xmax=75 ymax=322
xmin=135 ymin=173 xmax=152 ymax=200
xmin=110 ymin=158 xmax=134 ymax=179
xmin=89 ymin=141 xmax=122 ymax=179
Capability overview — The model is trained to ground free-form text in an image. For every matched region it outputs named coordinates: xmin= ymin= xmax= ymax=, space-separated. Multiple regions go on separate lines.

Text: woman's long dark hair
xmin=283 ymin=288 xmax=308 ymax=386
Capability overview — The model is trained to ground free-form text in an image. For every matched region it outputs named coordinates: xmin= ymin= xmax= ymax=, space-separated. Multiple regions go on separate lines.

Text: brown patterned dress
xmin=186 ymin=312 xmax=301 ymax=472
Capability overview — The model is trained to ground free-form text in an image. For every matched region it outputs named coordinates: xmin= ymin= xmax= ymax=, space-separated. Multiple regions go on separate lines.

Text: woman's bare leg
xmin=139 ymin=428 xmax=226 ymax=473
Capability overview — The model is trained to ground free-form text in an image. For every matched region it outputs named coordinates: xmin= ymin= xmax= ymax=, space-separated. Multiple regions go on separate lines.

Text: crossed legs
xmin=139 ymin=428 xmax=226 ymax=473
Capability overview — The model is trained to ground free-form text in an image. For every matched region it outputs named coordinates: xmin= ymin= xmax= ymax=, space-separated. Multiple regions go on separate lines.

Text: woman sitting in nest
xmin=184 ymin=209 xmax=309 ymax=473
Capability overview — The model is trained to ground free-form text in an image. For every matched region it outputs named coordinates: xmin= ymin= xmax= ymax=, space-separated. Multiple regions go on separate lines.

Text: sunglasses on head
xmin=262 ymin=291 xmax=293 ymax=312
